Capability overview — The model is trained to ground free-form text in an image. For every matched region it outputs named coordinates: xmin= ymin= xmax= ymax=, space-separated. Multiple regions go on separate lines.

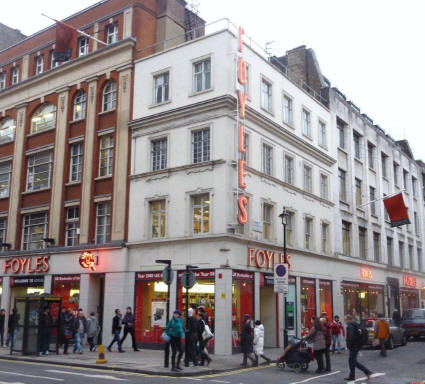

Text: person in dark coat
xmin=240 ymin=314 xmax=255 ymax=366
xmin=62 ymin=309 xmax=74 ymax=354
xmin=120 ymin=307 xmax=138 ymax=351
xmin=320 ymin=315 xmax=332 ymax=372
xmin=5 ymin=308 xmax=18 ymax=347
xmin=39 ymin=307 xmax=52 ymax=355
xmin=184 ymin=308 xmax=199 ymax=367
xmin=306 ymin=317 xmax=326 ymax=373
xmin=197 ymin=308 xmax=212 ymax=366
xmin=58 ymin=308 xmax=66 ymax=348
xmin=108 ymin=309 xmax=124 ymax=353
xmin=0 ymin=309 xmax=5 ymax=347
xmin=392 ymin=309 xmax=401 ymax=327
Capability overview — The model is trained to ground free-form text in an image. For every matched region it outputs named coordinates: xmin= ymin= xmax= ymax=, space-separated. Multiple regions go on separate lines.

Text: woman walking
xmin=197 ymin=308 xmax=212 ymax=366
xmin=240 ymin=314 xmax=256 ymax=367
xmin=62 ymin=309 xmax=74 ymax=354
xmin=165 ymin=310 xmax=185 ymax=372
xmin=306 ymin=317 xmax=326 ymax=374
xmin=87 ymin=312 xmax=100 ymax=352
xmin=253 ymin=320 xmax=271 ymax=366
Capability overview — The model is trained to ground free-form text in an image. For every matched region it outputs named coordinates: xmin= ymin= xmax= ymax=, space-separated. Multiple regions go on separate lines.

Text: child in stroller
xmin=277 ymin=337 xmax=314 ymax=373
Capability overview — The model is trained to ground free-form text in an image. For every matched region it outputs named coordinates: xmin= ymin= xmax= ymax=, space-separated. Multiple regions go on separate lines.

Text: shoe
xmin=107 ymin=347 xmax=112 ymax=352
xmin=134 ymin=348 xmax=139 ymax=351
xmin=206 ymin=357 xmax=212 ymax=366
xmin=175 ymin=366 xmax=183 ymax=371
xmin=171 ymin=367 xmax=178 ymax=372
xmin=344 ymin=378 xmax=355 ymax=381
xmin=266 ymin=358 xmax=272 ymax=365
xmin=119 ymin=349 xmax=125 ymax=353
xmin=64 ymin=352 xmax=69 ymax=355
xmin=315 ymin=369 xmax=324 ymax=374
xmin=240 ymin=363 xmax=247 ymax=367
xmin=366 ymin=372 xmax=373 ymax=380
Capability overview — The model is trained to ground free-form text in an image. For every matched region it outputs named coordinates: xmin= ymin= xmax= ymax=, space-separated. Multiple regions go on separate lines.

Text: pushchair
xmin=277 ymin=337 xmax=314 ymax=373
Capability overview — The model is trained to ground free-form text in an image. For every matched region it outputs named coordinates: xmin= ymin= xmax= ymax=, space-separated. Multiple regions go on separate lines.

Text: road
xmin=0 ymin=341 xmax=423 ymax=384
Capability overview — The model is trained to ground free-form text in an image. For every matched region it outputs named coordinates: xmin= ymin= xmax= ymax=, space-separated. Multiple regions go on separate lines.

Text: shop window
xmin=319 ymin=280 xmax=332 ymax=320
xmin=31 ymin=103 xmax=56 ymax=134
xmin=400 ymin=288 xmax=419 ymax=313
xmin=301 ymin=278 xmax=316 ymax=333
xmin=192 ymin=194 xmax=210 ymax=234
xmin=342 ymin=282 xmax=384 ymax=320
xmin=287 ymin=277 xmax=297 ymax=336
xmin=52 ymin=275 xmax=80 ymax=311
xmin=150 ymin=200 xmax=166 ymax=238
xmin=0 ymin=117 xmax=16 ymax=144
xmin=232 ymin=271 xmax=254 ymax=347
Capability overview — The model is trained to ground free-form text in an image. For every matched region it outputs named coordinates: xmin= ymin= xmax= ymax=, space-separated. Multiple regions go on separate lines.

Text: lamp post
xmin=279 ymin=207 xmax=289 ymax=348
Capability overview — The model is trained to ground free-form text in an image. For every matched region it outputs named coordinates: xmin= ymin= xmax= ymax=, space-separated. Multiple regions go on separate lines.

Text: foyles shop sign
xmin=3 ymin=255 xmax=50 ymax=274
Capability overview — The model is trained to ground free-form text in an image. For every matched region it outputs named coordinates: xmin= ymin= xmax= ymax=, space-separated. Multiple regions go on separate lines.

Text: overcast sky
xmin=3 ymin=0 xmax=425 ymax=159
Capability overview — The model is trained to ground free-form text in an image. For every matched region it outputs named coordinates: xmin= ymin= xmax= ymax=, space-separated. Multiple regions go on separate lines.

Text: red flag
xmin=383 ymin=193 xmax=410 ymax=227
xmin=54 ymin=21 xmax=78 ymax=62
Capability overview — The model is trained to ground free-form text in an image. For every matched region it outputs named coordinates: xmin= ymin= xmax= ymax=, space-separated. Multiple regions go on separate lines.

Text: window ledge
xmin=66 ymin=181 xmax=81 ymax=186
xmin=354 ymin=157 xmax=363 ymax=165
xmin=22 ymin=187 xmax=51 ymax=195
xmin=189 ymin=88 xmax=214 ymax=97
xmin=95 ymin=175 xmax=112 ymax=181
xmin=0 ymin=139 xmax=14 ymax=147
xmin=368 ymin=167 xmax=376 ymax=173
xmin=69 ymin=118 xmax=86 ymax=124
xmin=260 ymin=106 xmax=274 ymax=116
xmin=371 ymin=214 xmax=379 ymax=219
xmin=149 ymin=100 xmax=171 ymax=109
xmin=0 ymin=195 xmax=10 ymax=200
xmin=382 ymin=176 xmax=389 ymax=182
xmin=27 ymin=127 xmax=55 ymax=138
xmin=98 ymin=108 xmax=116 ymax=116
xmin=319 ymin=144 xmax=328 ymax=151
xmin=302 ymin=133 xmax=313 ymax=141
xmin=338 ymin=146 xmax=348 ymax=155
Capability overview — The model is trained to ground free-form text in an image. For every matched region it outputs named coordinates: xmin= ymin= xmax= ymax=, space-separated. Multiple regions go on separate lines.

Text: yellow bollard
xmin=96 ymin=344 xmax=107 ymax=364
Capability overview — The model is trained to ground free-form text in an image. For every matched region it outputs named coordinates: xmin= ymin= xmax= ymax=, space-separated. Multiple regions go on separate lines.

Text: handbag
xmin=372 ymin=338 xmax=380 ymax=347
xmin=202 ymin=321 xmax=214 ymax=340
xmin=161 ymin=331 xmax=171 ymax=343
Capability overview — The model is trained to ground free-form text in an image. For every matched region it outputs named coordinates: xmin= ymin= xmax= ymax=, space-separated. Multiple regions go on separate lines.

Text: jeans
xmin=6 ymin=329 xmax=17 ymax=347
xmin=379 ymin=338 xmax=387 ymax=357
xmin=39 ymin=329 xmax=50 ymax=354
xmin=170 ymin=337 xmax=183 ymax=369
xmin=348 ymin=349 xmax=371 ymax=379
xmin=120 ymin=327 xmax=136 ymax=349
xmin=108 ymin=330 xmax=122 ymax=351
xmin=0 ymin=329 xmax=3 ymax=346
xmin=314 ymin=349 xmax=325 ymax=371
xmin=332 ymin=334 xmax=342 ymax=353
xmin=73 ymin=332 xmax=84 ymax=353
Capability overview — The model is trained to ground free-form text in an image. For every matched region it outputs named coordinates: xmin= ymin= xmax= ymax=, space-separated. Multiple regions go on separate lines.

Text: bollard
xmin=96 ymin=344 xmax=107 ymax=364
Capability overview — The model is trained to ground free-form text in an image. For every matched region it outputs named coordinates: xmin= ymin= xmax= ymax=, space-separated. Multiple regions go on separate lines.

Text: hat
xmin=174 ymin=310 xmax=182 ymax=316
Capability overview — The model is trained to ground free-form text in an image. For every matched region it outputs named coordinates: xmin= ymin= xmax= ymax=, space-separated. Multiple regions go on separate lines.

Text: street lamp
xmin=278 ymin=207 xmax=290 ymax=348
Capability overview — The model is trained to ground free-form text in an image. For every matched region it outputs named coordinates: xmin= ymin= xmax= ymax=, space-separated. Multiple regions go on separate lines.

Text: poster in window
xmin=151 ymin=300 xmax=167 ymax=328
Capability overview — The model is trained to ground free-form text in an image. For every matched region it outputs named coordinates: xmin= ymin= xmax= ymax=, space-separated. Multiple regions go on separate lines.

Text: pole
xmin=283 ymin=218 xmax=289 ymax=348
xmin=185 ymin=265 xmax=190 ymax=321
xmin=164 ymin=263 xmax=171 ymax=368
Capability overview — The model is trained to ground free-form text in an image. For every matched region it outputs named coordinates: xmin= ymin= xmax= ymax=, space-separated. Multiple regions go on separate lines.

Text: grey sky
xmin=3 ymin=0 xmax=425 ymax=159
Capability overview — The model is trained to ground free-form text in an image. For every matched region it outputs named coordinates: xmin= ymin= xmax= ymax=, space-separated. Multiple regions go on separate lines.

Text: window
xmin=303 ymin=165 xmax=312 ymax=193
xmin=106 ymin=22 xmax=118 ymax=44
xmin=0 ymin=162 xmax=11 ymax=198
xmin=78 ymin=37 xmax=89 ymax=56
xmin=0 ymin=217 xmax=5 ymax=244
xmin=355 ymin=178 xmax=362 ymax=205
xmin=65 ymin=207 xmax=79 ymax=246
xmin=193 ymin=58 xmax=211 ymax=93
xmin=338 ymin=168 xmax=346 ymax=202
xmin=418 ymin=248 xmax=423 ymax=272
xmin=368 ymin=142 xmax=375 ymax=169
xmin=302 ymin=109 xmax=311 ymax=137
xmin=359 ymin=227 xmax=367 ymax=260
xmin=26 ymin=151 xmax=52 ymax=191
xmin=35 ymin=56 xmax=44 ymax=75
xmin=393 ymin=162 xmax=399 ymax=186
xmin=31 ymin=103 xmax=56 ymax=133
xmin=192 ymin=194 xmax=210 ymax=234
xmin=69 ymin=143 xmax=83 ymax=182
xmin=22 ymin=212 xmax=48 ymax=250
xmin=11 ymin=67 xmax=19 ymax=85
xmin=283 ymin=95 xmax=292 ymax=125
xmin=192 ymin=128 xmax=210 ymax=163
xmin=262 ymin=144 xmax=272 ymax=176
xmin=150 ymin=200 xmax=166 ymax=238
xmin=412 ymin=177 xmax=418 ymax=198
xmin=403 ymin=170 xmax=409 ymax=191
xmin=99 ymin=135 xmax=114 ymax=177
xmin=318 ymin=121 xmax=327 ymax=148
xmin=399 ymin=241 xmax=405 ymax=269
xmin=102 ymin=80 xmax=117 ymax=111
xmin=370 ymin=186 xmax=376 ymax=216
xmin=263 ymin=203 xmax=273 ymax=240
xmin=321 ymin=222 xmax=329 ymax=253
xmin=414 ymin=212 xmax=420 ymax=236
xmin=73 ymin=90 xmax=86 ymax=120
xmin=0 ymin=118 xmax=15 ymax=144
xmin=304 ymin=217 xmax=313 ymax=249
xmin=151 ymin=137 xmax=167 ymax=171
xmin=50 ymin=51 xmax=60 ymax=68
xmin=284 ymin=155 xmax=294 ymax=185
xmin=153 ymin=72 xmax=169 ymax=104
xmin=95 ymin=202 xmax=111 ymax=244
xmin=409 ymin=245 xmax=414 ymax=270
xmin=373 ymin=232 xmax=380 ymax=262
xmin=381 ymin=153 xmax=388 ymax=178
xmin=286 ymin=212 xmax=294 ymax=246
xmin=337 ymin=119 xmax=345 ymax=149
xmin=240 ymin=133 xmax=249 ymax=162
xmin=0 ymin=73 xmax=5 ymax=90
xmin=387 ymin=237 xmax=393 ymax=266
xmin=353 ymin=132 xmax=361 ymax=159
xmin=342 ymin=221 xmax=351 ymax=256
xmin=320 ymin=174 xmax=328 ymax=199
xmin=261 ymin=78 xmax=272 ymax=112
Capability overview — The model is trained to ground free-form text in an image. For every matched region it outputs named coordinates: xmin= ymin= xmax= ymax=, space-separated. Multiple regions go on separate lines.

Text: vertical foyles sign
xmin=237 ymin=27 xmax=248 ymax=225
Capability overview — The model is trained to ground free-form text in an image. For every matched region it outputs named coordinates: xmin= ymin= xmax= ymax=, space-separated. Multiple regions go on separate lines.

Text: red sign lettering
xmin=403 ymin=275 xmax=417 ymax=288
xmin=248 ymin=248 xmax=292 ymax=270
xmin=3 ymin=256 xmax=50 ymax=274
xmin=360 ymin=267 xmax=373 ymax=280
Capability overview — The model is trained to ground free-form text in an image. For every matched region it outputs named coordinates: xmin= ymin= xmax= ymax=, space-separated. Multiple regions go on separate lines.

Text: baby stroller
xmin=277 ymin=337 xmax=313 ymax=373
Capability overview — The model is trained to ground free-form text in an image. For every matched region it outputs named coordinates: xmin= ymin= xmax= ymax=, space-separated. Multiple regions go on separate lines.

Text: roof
xmin=0 ymin=23 xmax=26 ymax=51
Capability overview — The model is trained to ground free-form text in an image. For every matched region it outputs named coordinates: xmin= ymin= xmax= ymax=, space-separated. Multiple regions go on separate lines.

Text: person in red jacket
xmin=330 ymin=315 xmax=345 ymax=353
xmin=320 ymin=314 xmax=332 ymax=372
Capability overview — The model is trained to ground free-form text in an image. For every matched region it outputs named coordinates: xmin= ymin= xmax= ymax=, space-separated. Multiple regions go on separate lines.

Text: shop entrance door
xmin=387 ymin=277 xmax=400 ymax=317
xmin=260 ymin=285 xmax=277 ymax=348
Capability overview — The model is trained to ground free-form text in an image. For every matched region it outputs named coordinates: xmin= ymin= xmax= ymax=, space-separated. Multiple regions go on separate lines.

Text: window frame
xmin=191 ymin=127 xmax=210 ymax=164
xmin=260 ymin=77 xmax=273 ymax=113
xmin=191 ymin=193 xmax=210 ymax=235
xmin=282 ymin=93 xmax=293 ymax=126
xmin=0 ymin=72 xmax=5 ymax=90
xmin=26 ymin=151 xmax=53 ymax=192
xmin=338 ymin=168 xmax=347 ymax=202
xmin=95 ymin=202 xmax=111 ymax=244
xmin=0 ymin=161 xmax=12 ymax=198
xmin=11 ymin=67 xmax=19 ymax=85
xmin=337 ymin=119 xmax=345 ymax=149
xmin=342 ymin=220 xmax=351 ymax=256
xmin=30 ymin=103 xmax=56 ymax=134
xmin=65 ymin=206 xmax=79 ymax=246
xmin=303 ymin=164 xmax=312 ymax=193
xmin=106 ymin=22 xmax=119 ymax=44
xmin=192 ymin=57 xmax=211 ymax=94
xmin=373 ymin=232 xmax=380 ymax=262
xmin=321 ymin=222 xmax=329 ymax=253
xmin=98 ymin=134 xmax=114 ymax=177
xmin=0 ymin=117 xmax=16 ymax=144
xmin=0 ymin=217 xmax=6 ymax=244
xmin=353 ymin=131 xmax=361 ymax=160
xmin=153 ymin=71 xmax=170 ymax=105
xmin=304 ymin=216 xmax=313 ymax=250
xmin=21 ymin=212 xmax=48 ymax=250
xmin=381 ymin=152 xmax=388 ymax=179
xmin=78 ymin=37 xmax=89 ymax=56
xmin=284 ymin=154 xmax=294 ymax=185
xmin=355 ymin=178 xmax=362 ymax=206
xmin=318 ymin=120 xmax=327 ymax=148
xmin=35 ymin=55 xmax=44 ymax=75
xmin=302 ymin=108 xmax=311 ymax=138
xmin=262 ymin=143 xmax=273 ymax=176
xmin=367 ymin=142 xmax=375 ymax=169
xmin=102 ymin=80 xmax=117 ymax=112
xmin=73 ymin=90 xmax=87 ymax=121
xmin=320 ymin=173 xmax=328 ymax=199
xmin=262 ymin=203 xmax=273 ymax=241
xmin=69 ymin=142 xmax=83 ymax=182
xmin=150 ymin=199 xmax=166 ymax=238
xmin=358 ymin=226 xmax=367 ymax=260
xmin=151 ymin=137 xmax=168 ymax=171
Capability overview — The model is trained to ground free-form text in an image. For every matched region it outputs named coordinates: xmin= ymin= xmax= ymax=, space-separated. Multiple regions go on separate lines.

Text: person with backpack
xmin=330 ymin=315 xmax=345 ymax=353
xmin=344 ymin=314 xmax=373 ymax=381
xmin=374 ymin=314 xmax=389 ymax=357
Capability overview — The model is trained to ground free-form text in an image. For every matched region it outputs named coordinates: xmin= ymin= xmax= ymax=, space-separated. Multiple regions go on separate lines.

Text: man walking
xmin=184 ymin=307 xmax=199 ymax=367
xmin=330 ymin=315 xmax=345 ymax=353
xmin=108 ymin=309 xmax=124 ymax=353
xmin=0 ymin=309 xmax=5 ymax=347
xmin=344 ymin=314 xmax=372 ymax=381
xmin=374 ymin=314 xmax=389 ymax=357
xmin=73 ymin=309 xmax=87 ymax=354
xmin=87 ymin=312 xmax=100 ymax=352
xmin=120 ymin=307 xmax=139 ymax=351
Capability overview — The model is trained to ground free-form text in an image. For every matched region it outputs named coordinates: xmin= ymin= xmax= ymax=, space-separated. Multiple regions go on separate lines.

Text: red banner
xmin=383 ymin=193 xmax=410 ymax=227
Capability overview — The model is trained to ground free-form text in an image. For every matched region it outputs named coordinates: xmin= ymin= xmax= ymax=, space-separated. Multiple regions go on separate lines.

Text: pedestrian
xmin=330 ymin=315 xmax=345 ymax=353
xmin=0 ymin=309 xmax=5 ymax=347
xmin=87 ymin=312 xmax=100 ymax=352
xmin=39 ymin=306 xmax=52 ymax=356
xmin=58 ymin=308 xmax=66 ymax=348
xmin=120 ymin=306 xmax=139 ymax=352
xmin=197 ymin=308 xmax=212 ymax=366
xmin=165 ymin=310 xmax=185 ymax=372
xmin=184 ymin=308 xmax=199 ymax=367
xmin=73 ymin=309 xmax=87 ymax=354
xmin=306 ymin=317 xmax=326 ymax=374
xmin=392 ymin=309 xmax=401 ymax=327
xmin=5 ymin=308 xmax=18 ymax=347
xmin=107 ymin=309 xmax=124 ymax=353
xmin=374 ymin=314 xmax=389 ymax=357
xmin=344 ymin=314 xmax=373 ymax=381
xmin=62 ymin=309 xmax=74 ymax=355
xmin=240 ymin=314 xmax=256 ymax=367
xmin=253 ymin=320 xmax=271 ymax=366
xmin=320 ymin=316 xmax=332 ymax=372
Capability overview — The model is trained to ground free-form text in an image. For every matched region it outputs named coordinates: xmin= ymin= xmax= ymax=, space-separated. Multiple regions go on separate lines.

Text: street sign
xmin=181 ymin=270 xmax=196 ymax=289
xmin=162 ymin=266 xmax=174 ymax=285
xmin=274 ymin=263 xmax=289 ymax=295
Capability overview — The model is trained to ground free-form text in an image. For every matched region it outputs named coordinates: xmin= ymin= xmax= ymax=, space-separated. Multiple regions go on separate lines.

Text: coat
xmin=253 ymin=324 xmax=265 ymax=355
xmin=0 ymin=313 xmax=5 ymax=331
xmin=186 ymin=316 xmax=199 ymax=341
xmin=122 ymin=312 xmax=135 ymax=330
xmin=307 ymin=326 xmax=326 ymax=351
xmin=112 ymin=315 xmax=122 ymax=333
xmin=322 ymin=322 xmax=332 ymax=347
xmin=63 ymin=313 xmax=74 ymax=338
xmin=240 ymin=320 xmax=253 ymax=353
xmin=346 ymin=322 xmax=362 ymax=350
xmin=74 ymin=316 xmax=88 ymax=334
xmin=165 ymin=317 xmax=185 ymax=338
xmin=374 ymin=319 xmax=389 ymax=340
xmin=87 ymin=316 xmax=100 ymax=338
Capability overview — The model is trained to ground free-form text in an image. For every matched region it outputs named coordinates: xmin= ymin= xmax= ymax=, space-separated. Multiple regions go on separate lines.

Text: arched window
xmin=102 ymin=80 xmax=116 ymax=112
xmin=73 ymin=90 xmax=86 ymax=120
xmin=0 ymin=117 xmax=16 ymax=144
xmin=31 ymin=103 xmax=56 ymax=134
